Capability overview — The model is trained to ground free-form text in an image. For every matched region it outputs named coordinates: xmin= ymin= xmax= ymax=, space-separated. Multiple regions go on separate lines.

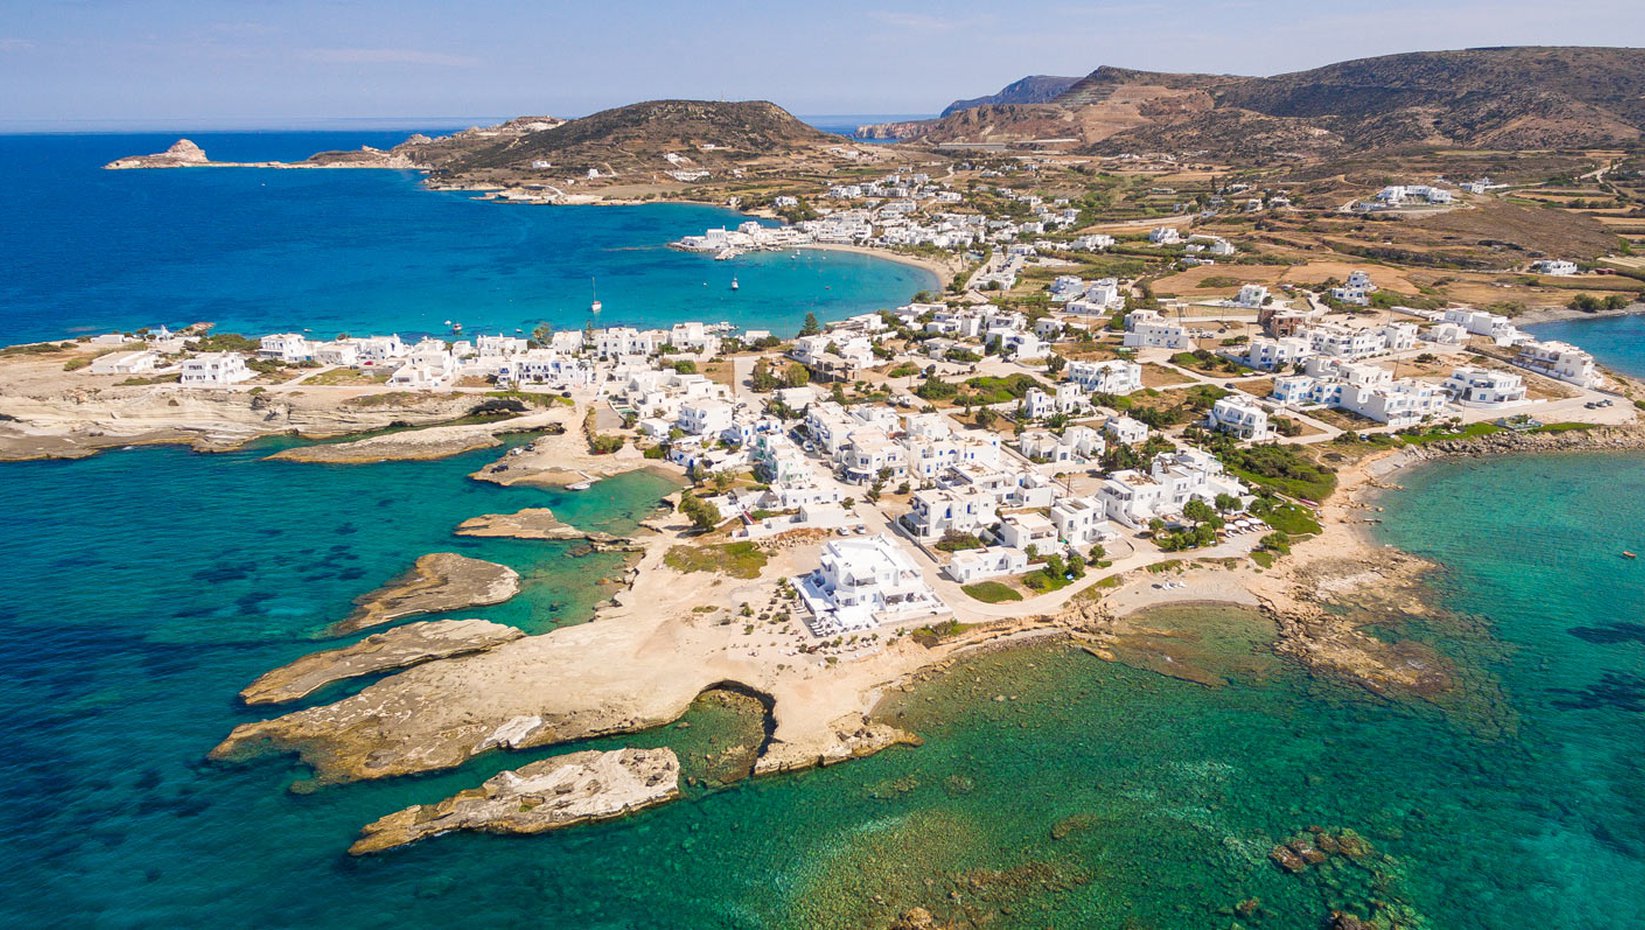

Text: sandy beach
xmin=799 ymin=241 xmax=959 ymax=285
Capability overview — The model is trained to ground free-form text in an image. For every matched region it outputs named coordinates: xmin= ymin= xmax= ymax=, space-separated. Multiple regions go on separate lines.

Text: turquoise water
xmin=0 ymin=132 xmax=936 ymax=344
xmin=0 ymin=443 xmax=1641 ymax=926
xmin=1528 ymin=314 xmax=1645 ymax=378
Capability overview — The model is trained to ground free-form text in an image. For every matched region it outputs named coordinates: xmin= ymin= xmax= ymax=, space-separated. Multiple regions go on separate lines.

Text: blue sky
xmin=3 ymin=0 xmax=1642 ymax=128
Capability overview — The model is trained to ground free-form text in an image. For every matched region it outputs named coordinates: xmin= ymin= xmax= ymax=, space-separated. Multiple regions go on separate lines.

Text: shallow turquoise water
xmin=0 ymin=132 xmax=937 ymax=344
xmin=0 ymin=445 xmax=1641 ymax=927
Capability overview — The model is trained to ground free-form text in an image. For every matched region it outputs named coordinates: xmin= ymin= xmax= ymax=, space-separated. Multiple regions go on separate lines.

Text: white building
xmin=1444 ymin=366 xmax=1527 ymax=406
xmin=1443 ymin=308 xmax=1523 ymax=347
xmin=258 ymin=333 xmax=311 ymax=362
xmin=677 ymin=399 xmax=735 ymax=436
xmin=905 ymin=488 xmax=999 ymax=541
xmin=1516 ymin=340 xmax=1599 ymax=389
xmin=86 ymin=349 xmax=158 ymax=375
xmin=794 ymin=535 xmax=947 ymax=634
xmin=1097 ymin=449 xmax=1249 ymax=528
xmin=946 ymin=547 xmax=1029 ymax=584
xmin=996 ymin=512 xmax=1059 ymax=553
xmin=1067 ymin=359 xmax=1143 ymax=395
xmin=1123 ymin=309 xmax=1191 ymax=350
xmin=1148 ymin=227 xmax=1182 ymax=245
xmin=1530 ymin=260 xmax=1579 ymax=276
xmin=180 ymin=352 xmax=254 ymax=386
xmin=1104 ymin=415 xmax=1150 ymax=446
xmin=1050 ymin=496 xmax=1119 ymax=549
xmin=1236 ymin=284 xmax=1270 ymax=309
xmin=313 ymin=341 xmax=359 ymax=367
xmin=1240 ymin=336 xmax=1314 ymax=372
xmin=1207 ymin=395 xmax=1273 ymax=441
xmin=1305 ymin=324 xmax=1389 ymax=360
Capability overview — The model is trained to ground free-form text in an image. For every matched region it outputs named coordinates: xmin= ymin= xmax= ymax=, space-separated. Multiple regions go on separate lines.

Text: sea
xmin=1 ymin=130 xmax=1643 ymax=928
xmin=1528 ymin=313 xmax=1645 ymax=379
xmin=0 ymin=130 xmax=937 ymax=346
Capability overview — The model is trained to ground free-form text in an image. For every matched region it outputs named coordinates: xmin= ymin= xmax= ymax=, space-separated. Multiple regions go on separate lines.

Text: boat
xmin=730 ymin=276 xmax=739 ymax=291
xmin=590 ymin=277 xmax=602 ymax=315
xmin=450 ymin=321 xmax=463 ymax=334
xmin=566 ymin=481 xmax=592 ymax=491
xmin=1625 ymin=551 xmax=1637 ymax=559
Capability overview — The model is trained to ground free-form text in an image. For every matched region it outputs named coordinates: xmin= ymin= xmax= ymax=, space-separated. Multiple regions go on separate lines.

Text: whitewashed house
xmin=945 ymin=547 xmax=1029 ymax=584
xmin=1067 ymin=359 xmax=1143 ymax=395
xmin=1516 ymin=341 xmax=1599 ymax=389
xmin=1122 ymin=309 xmax=1191 ymax=350
xmin=180 ymin=352 xmax=254 ymax=386
xmin=1050 ymin=496 xmax=1119 ymax=549
xmin=904 ymin=488 xmax=999 ymax=541
xmin=794 ymin=535 xmax=947 ymax=634
xmin=258 ymin=333 xmax=311 ymax=362
xmin=1208 ymin=396 xmax=1273 ymax=441
xmin=1104 ymin=415 xmax=1150 ymax=446
xmin=996 ymin=512 xmax=1059 ymax=553
xmin=1444 ymin=367 xmax=1527 ymax=406
xmin=88 ymin=350 xmax=160 ymax=375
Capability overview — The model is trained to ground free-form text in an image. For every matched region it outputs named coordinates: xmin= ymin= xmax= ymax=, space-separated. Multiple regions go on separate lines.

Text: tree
xmin=750 ymin=358 xmax=780 ymax=392
xmin=1045 ymin=353 xmax=1067 ymax=375
xmin=679 ymin=492 xmax=722 ymax=532
xmin=1183 ymin=498 xmax=1217 ymax=526
xmin=531 ymin=322 xmax=553 ymax=346
xmin=783 ymin=363 xmax=811 ymax=389
xmin=974 ymin=407 xmax=998 ymax=429
xmin=798 ymin=312 xmax=823 ymax=337
xmin=1214 ymin=493 xmax=1241 ymax=513
xmin=1067 ymin=552 xmax=1087 ymax=578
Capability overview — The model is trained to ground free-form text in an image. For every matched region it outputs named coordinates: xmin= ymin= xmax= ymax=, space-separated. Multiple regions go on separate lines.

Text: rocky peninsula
xmin=333 ymin=553 xmax=520 ymax=635
xmin=241 ymin=619 xmax=525 ymax=706
xmin=349 ymin=747 xmax=680 ymax=855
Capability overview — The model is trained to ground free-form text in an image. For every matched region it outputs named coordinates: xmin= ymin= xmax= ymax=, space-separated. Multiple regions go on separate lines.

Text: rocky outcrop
xmin=754 ymin=714 xmax=921 ymax=775
xmin=240 ymin=619 xmax=524 ymax=705
xmin=332 ymin=553 xmax=519 ymax=635
xmin=453 ymin=508 xmax=639 ymax=548
xmin=103 ymin=139 xmax=213 ymax=169
xmin=1410 ymin=424 xmax=1645 ymax=459
xmin=349 ymin=747 xmax=679 ymax=855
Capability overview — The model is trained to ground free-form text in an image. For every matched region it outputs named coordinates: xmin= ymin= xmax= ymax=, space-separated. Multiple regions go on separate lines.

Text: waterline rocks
xmin=332 ymin=553 xmax=520 ymax=635
xmin=240 ymin=619 xmax=524 ymax=705
xmin=348 ymin=747 xmax=680 ymax=855
xmin=453 ymin=508 xmax=633 ymax=547
xmin=103 ymin=139 xmax=213 ymax=169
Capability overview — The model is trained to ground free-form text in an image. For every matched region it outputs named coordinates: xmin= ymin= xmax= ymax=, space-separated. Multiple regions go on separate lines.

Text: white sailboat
xmin=730 ymin=276 xmax=739 ymax=291
xmin=590 ymin=277 xmax=602 ymax=315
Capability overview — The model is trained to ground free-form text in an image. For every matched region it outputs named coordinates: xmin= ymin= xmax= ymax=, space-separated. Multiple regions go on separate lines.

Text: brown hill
xmin=940 ymin=75 xmax=1082 ymax=117
xmin=870 ymin=47 xmax=1645 ymax=161
xmin=443 ymin=100 xmax=843 ymax=176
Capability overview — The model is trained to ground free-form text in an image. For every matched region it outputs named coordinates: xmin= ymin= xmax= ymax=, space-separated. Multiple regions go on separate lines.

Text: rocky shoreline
xmin=349 ymin=747 xmax=681 ymax=855
xmin=240 ymin=619 xmax=524 ymax=705
xmin=332 ymin=553 xmax=520 ymax=635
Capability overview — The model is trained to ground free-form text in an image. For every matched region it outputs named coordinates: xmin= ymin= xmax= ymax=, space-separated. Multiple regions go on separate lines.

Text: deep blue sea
xmin=0 ymin=131 xmax=936 ymax=345
xmin=1528 ymin=314 xmax=1645 ymax=378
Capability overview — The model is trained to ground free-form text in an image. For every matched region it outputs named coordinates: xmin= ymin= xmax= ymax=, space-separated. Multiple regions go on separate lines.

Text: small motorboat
xmin=1624 ymin=551 xmax=1637 ymax=559
xmin=730 ymin=276 xmax=739 ymax=291
xmin=566 ymin=481 xmax=592 ymax=491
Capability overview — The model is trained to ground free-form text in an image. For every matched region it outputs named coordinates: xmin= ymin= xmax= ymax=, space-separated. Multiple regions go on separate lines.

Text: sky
xmin=3 ymin=0 xmax=1643 ymax=129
